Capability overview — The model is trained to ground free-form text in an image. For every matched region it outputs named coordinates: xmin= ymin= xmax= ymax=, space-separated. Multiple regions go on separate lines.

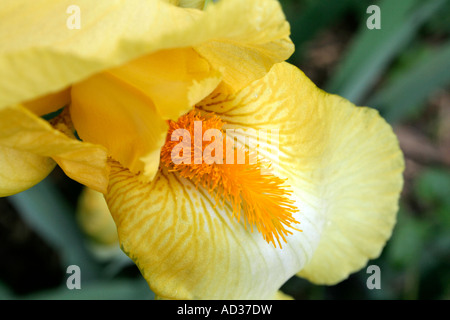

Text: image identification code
xmin=177 ymin=304 xmax=273 ymax=317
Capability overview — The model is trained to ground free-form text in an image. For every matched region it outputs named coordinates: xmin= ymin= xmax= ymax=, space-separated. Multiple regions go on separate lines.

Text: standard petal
xmin=194 ymin=0 xmax=294 ymax=91
xmin=0 ymin=0 xmax=292 ymax=108
xmin=0 ymin=146 xmax=56 ymax=197
xmin=22 ymin=87 xmax=71 ymax=116
xmin=70 ymin=72 xmax=169 ymax=181
xmin=106 ymin=161 xmax=318 ymax=300
xmin=0 ymin=105 xmax=109 ymax=193
xmin=71 ymin=48 xmax=221 ymax=180
xmin=197 ymin=62 xmax=404 ymax=285
xmin=106 ymin=48 xmax=222 ymax=121
xmin=196 ymin=37 xmax=294 ymax=92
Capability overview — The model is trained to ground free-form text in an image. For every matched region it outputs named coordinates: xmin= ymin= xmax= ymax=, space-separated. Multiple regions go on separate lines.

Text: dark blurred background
xmin=0 ymin=0 xmax=449 ymax=299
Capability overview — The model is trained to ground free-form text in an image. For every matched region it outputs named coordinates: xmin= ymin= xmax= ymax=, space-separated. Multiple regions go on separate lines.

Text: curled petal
xmin=22 ymin=87 xmax=71 ymax=116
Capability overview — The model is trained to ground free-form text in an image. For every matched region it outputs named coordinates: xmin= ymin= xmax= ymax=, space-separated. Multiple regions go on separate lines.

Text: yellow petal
xmin=196 ymin=37 xmax=294 ymax=92
xmin=0 ymin=105 xmax=109 ymax=193
xmin=194 ymin=0 xmax=294 ymax=91
xmin=106 ymin=48 xmax=222 ymax=121
xmin=273 ymin=291 xmax=294 ymax=300
xmin=70 ymin=72 xmax=168 ymax=181
xmin=71 ymin=47 xmax=221 ymax=181
xmin=0 ymin=146 xmax=55 ymax=197
xmin=106 ymin=162 xmax=317 ymax=300
xmin=22 ymin=87 xmax=71 ymax=116
xmin=197 ymin=62 xmax=404 ymax=285
xmin=0 ymin=0 xmax=292 ymax=108
xmin=296 ymin=106 xmax=405 ymax=284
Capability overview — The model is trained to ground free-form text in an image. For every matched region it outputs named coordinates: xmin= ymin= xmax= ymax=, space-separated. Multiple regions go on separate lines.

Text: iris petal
xmin=70 ymin=72 xmax=169 ymax=181
xmin=0 ymin=0 xmax=292 ymax=108
xmin=22 ymin=87 xmax=71 ymax=116
xmin=104 ymin=62 xmax=403 ymax=299
xmin=0 ymin=145 xmax=55 ymax=197
xmin=106 ymin=48 xmax=222 ymax=121
xmin=0 ymin=105 xmax=109 ymax=193
xmin=197 ymin=62 xmax=404 ymax=284
xmin=106 ymin=162 xmax=315 ymax=299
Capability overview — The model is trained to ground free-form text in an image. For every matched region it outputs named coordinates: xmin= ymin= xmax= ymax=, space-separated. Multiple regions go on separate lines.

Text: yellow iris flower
xmin=0 ymin=0 xmax=404 ymax=299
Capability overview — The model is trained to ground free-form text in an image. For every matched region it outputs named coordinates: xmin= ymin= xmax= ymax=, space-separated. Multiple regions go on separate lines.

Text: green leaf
xmin=386 ymin=208 xmax=432 ymax=270
xmin=414 ymin=168 xmax=450 ymax=206
xmin=369 ymin=43 xmax=450 ymax=123
xmin=284 ymin=0 xmax=356 ymax=59
xmin=413 ymin=168 xmax=450 ymax=228
xmin=423 ymin=0 xmax=450 ymax=35
xmin=325 ymin=0 xmax=446 ymax=104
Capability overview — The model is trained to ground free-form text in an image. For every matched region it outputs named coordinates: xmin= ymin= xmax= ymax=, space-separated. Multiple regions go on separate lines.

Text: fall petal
xmin=106 ymin=162 xmax=317 ymax=300
xmin=197 ymin=62 xmax=404 ymax=285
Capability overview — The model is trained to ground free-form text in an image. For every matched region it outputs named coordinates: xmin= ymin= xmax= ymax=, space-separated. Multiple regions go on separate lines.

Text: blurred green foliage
xmin=1 ymin=0 xmax=449 ymax=300
xmin=279 ymin=0 xmax=450 ymax=300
